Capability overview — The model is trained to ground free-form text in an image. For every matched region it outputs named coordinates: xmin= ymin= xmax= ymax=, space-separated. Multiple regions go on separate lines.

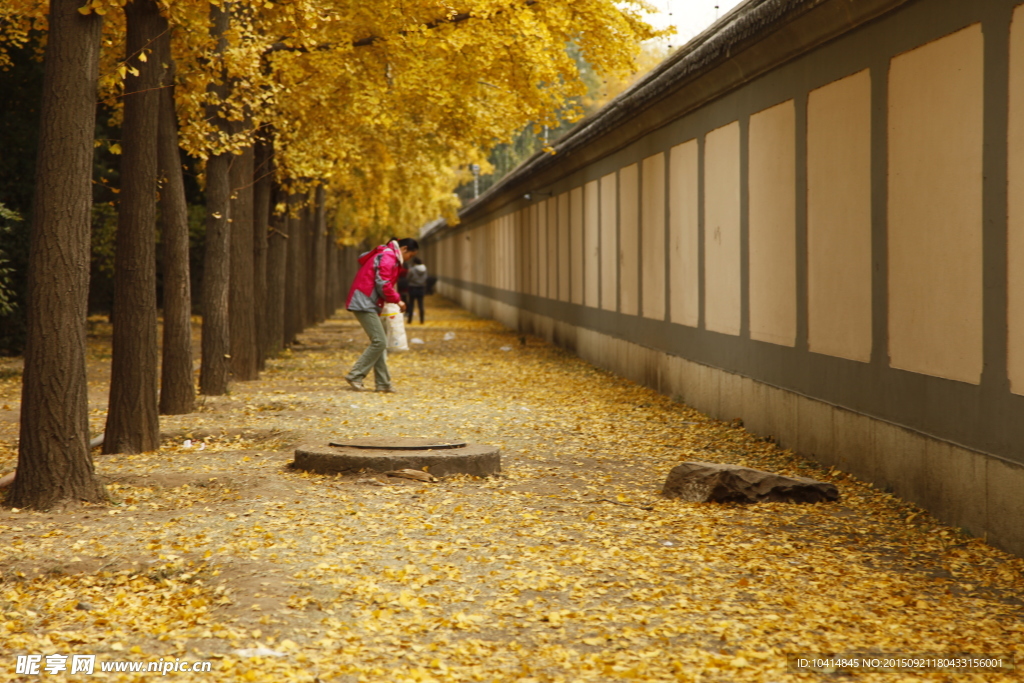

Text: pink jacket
xmin=345 ymin=241 xmax=403 ymax=311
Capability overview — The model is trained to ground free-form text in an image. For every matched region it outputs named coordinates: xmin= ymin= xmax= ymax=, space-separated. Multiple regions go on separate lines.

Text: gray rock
xmin=662 ymin=461 xmax=838 ymax=504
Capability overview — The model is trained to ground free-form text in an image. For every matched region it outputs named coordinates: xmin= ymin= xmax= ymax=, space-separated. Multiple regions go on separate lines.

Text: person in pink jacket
xmin=344 ymin=237 xmax=419 ymax=392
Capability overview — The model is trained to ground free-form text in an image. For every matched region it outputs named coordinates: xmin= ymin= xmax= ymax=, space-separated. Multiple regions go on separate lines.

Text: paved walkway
xmin=0 ymin=296 xmax=1021 ymax=682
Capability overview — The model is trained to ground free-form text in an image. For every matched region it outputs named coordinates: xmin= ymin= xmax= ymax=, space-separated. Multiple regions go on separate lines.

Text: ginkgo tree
xmin=1 ymin=0 xmax=660 ymax=508
xmin=262 ymin=0 xmax=659 ymax=237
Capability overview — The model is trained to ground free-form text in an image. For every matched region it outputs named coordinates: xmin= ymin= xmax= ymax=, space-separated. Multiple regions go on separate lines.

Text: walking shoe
xmin=376 ymin=385 xmax=397 ymax=393
xmin=346 ymin=377 xmax=366 ymax=391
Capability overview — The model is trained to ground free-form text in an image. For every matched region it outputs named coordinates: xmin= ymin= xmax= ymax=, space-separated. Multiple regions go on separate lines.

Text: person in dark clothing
xmin=405 ymin=257 xmax=428 ymax=324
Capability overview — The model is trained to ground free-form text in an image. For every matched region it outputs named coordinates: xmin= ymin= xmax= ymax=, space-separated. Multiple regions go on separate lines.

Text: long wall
xmin=422 ymin=0 xmax=1024 ymax=556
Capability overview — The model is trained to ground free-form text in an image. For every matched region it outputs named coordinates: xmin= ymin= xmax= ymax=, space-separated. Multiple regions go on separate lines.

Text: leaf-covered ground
xmin=0 ymin=296 xmax=1022 ymax=682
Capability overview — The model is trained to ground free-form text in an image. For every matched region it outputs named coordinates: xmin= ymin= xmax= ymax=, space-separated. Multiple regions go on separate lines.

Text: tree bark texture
xmin=11 ymin=0 xmax=106 ymax=507
xmin=284 ymin=194 xmax=304 ymax=345
xmin=335 ymin=246 xmax=348 ymax=312
xmin=252 ymin=136 xmax=272 ymax=370
xmin=265 ymin=184 xmax=287 ymax=357
xmin=324 ymin=231 xmax=335 ymax=318
xmin=199 ymin=3 xmax=231 ymax=396
xmin=302 ymin=200 xmax=314 ymax=327
xmin=200 ymin=152 xmax=231 ymax=395
xmin=103 ymin=0 xmax=163 ymax=454
xmin=339 ymin=245 xmax=360 ymax=308
xmin=155 ymin=20 xmax=195 ymax=416
xmin=298 ymin=200 xmax=310 ymax=329
xmin=312 ymin=185 xmax=327 ymax=323
xmin=229 ymin=142 xmax=258 ymax=380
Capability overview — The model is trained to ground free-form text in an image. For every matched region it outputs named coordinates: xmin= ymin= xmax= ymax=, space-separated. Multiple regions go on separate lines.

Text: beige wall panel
xmin=641 ymin=153 xmax=667 ymax=320
xmin=500 ymin=216 xmax=508 ymax=290
xmin=703 ymin=121 xmax=742 ymax=336
xmin=489 ymin=222 xmax=495 ymax=286
xmin=536 ymin=202 xmax=544 ymax=294
xmin=510 ymin=214 xmax=517 ymax=291
xmin=509 ymin=215 xmax=515 ymax=290
xmin=558 ymin=192 xmax=570 ymax=301
xmin=570 ymin=187 xmax=584 ymax=305
xmin=584 ymin=180 xmax=600 ymax=307
xmin=482 ymin=222 xmax=491 ymax=288
xmin=749 ymin=100 xmax=797 ymax=346
xmin=499 ymin=217 xmax=505 ymax=290
xmin=1009 ymin=6 xmax=1024 ymax=393
xmin=669 ymin=139 xmax=699 ymax=327
xmin=516 ymin=210 xmax=524 ymax=290
xmin=483 ymin=224 xmax=490 ymax=285
xmin=537 ymin=201 xmax=548 ymax=297
xmin=600 ymin=172 xmax=618 ymax=311
xmin=456 ymin=233 xmax=464 ymax=282
xmin=491 ymin=221 xmax=497 ymax=286
xmin=493 ymin=218 xmax=500 ymax=289
xmin=526 ymin=206 xmax=534 ymax=294
xmin=475 ymin=226 xmax=482 ymax=285
xmin=504 ymin=215 xmax=511 ymax=290
xmin=470 ymin=228 xmax=477 ymax=284
xmin=530 ymin=206 xmax=538 ymax=295
xmin=807 ymin=69 xmax=873 ymax=362
xmin=453 ymin=234 xmax=460 ymax=281
xmin=489 ymin=220 xmax=497 ymax=288
xmin=547 ymin=198 xmax=558 ymax=299
xmin=522 ymin=209 xmax=530 ymax=294
xmin=475 ymin=226 xmax=483 ymax=285
xmin=520 ymin=208 xmax=528 ymax=293
xmin=888 ymin=25 xmax=983 ymax=384
xmin=494 ymin=219 xmax=499 ymax=288
xmin=620 ymin=163 xmax=640 ymax=315
xmin=460 ymin=232 xmax=469 ymax=283
xmin=505 ymin=215 xmax=512 ymax=290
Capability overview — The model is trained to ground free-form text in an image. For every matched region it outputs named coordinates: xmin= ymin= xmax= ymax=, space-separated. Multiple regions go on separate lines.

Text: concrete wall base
xmin=440 ymin=283 xmax=1024 ymax=557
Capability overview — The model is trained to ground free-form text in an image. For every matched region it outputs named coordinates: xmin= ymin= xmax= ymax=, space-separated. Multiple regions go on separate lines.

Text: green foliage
xmin=91 ymin=202 xmax=118 ymax=278
xmin=0 ymin=37 xmax=41 ymax=355
xmin=0 ymin=203 xmax=20 ymax=318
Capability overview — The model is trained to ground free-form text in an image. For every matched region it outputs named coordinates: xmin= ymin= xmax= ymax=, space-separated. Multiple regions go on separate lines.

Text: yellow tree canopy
xmin=263 ymin=0 xmax=660 ymax=240
xmin=2 ymin=0 xmax=661 ymax=242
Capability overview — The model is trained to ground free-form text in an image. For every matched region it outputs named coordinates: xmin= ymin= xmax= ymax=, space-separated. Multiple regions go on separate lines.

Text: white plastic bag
xmin=380 ymin=302 xmax=409 ymax=352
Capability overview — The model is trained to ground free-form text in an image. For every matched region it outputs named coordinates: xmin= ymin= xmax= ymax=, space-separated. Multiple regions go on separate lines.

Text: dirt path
xmin=0 ymin=296 xmax=1021 ymax=682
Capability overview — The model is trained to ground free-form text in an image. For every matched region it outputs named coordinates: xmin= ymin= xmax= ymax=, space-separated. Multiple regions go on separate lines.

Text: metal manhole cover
xmin=327 ymin=437 xmax=467 ymax=450
xmin=294 ymin=440 xmax=499 ymax=477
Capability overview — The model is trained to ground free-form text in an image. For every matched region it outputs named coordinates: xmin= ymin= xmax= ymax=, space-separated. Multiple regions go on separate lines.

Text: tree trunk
xmin=305 ymin=194 xmax=315 ymax=326
xmin=304 ymin=196 xmax=318 ymax=327
xmin=324 ymin=225 xmax=335 ymax=318
xmin=340 ymin=245 xmax=359 ymax=306
xmin=103 ymin=0 xmax=163 ymax=454
xmin=229 ymin=140 xmax=257 ymax=380
xmin=200 ymin=152 xmax=231 ymax=395
xmin=156 ymin=20 xmax=195 ymax=416
xmin=252 ymin=135 xmax=272 ymax=370
xmin=265 ymin=183 xmax=287 ymax=357
xmin=199 ymin=3 xmax=231 ymax=396
xmin=284 ymin=193 xmax=303 ymax=344
xmin=312 ymin=185 xmax=327 ymax=323
xmin=11 ymin=0 xmax=106 ymax=507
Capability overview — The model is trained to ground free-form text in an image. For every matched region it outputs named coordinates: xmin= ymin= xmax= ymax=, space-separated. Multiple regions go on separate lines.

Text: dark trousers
xmin=406 ymin=286 xmax=426 ymax=323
